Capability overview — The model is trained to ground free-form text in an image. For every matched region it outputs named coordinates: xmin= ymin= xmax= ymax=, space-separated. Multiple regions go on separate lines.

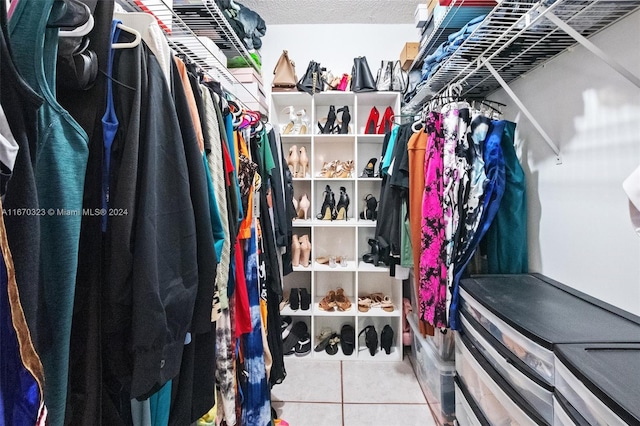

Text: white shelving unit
xmin=272 ymin=91 xmax=403 ymax=361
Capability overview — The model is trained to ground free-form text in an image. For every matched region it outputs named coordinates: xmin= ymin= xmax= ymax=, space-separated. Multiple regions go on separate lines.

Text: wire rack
xmin=117 ymin=0 xmax=263 ymax=109
xmin=403 ymin=0 xmax=640 ymax=113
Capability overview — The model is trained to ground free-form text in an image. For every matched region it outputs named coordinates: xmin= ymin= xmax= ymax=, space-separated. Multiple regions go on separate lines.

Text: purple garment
xmin=419 ymin=112 xmax=447 ymax=328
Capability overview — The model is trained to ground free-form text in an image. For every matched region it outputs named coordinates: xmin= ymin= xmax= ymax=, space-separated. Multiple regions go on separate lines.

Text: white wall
xmin=259 ymin=23 xmax=417 ymax=99
xmin=489 ymin=10 xmax=640 ymax=314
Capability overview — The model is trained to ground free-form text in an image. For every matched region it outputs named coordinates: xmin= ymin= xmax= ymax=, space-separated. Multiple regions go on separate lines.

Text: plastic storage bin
xmin=459 ymin=274 xmax=640 ymax=387
xmin=410 ymin=276 xmax=454 ymax=361
xmin=553 ymin=393 xmax=590 ymax=426
xmin=554 ymin=343 xmax=640 ymax=425
xmin=455 ymin=333 xmax=547 ymax=425
xmin=455 ymin=377 xmax=489 ymax=426
xmin=460 ymin=311 xmax=554 ymax=424
xmin=407 ymin=313 xmax=455 ymax=423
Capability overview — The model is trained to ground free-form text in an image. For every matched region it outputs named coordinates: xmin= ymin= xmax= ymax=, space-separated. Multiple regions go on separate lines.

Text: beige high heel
xmin=287 ymin=145 xmax=299 ymax=177
xmin=298 ymin=146 xmax=309 ymax=178
xmin=292 ymin=234 xmax=301 ymax=267
xmin=298 ymin=194 xmax=310 ymax=220
xmin=299 ymin=235 xmax=311 ymax=267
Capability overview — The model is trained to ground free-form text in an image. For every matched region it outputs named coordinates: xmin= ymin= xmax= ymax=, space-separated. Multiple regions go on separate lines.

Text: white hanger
xmin=58 ymin=3 xmax=94 ymax=38
xmin=112 ymin=22 xmax=142 ymax=49
xmin=113 ymin=11 xmax=156 ymax=36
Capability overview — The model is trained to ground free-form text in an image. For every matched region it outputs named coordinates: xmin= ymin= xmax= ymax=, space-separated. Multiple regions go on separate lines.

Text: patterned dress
xmin=419 ymin=112 xmax=447 ymax=328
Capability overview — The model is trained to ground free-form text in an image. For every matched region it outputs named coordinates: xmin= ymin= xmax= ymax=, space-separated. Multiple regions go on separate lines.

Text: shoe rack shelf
xmin=272 ymin=91 xmax=403 ymax=361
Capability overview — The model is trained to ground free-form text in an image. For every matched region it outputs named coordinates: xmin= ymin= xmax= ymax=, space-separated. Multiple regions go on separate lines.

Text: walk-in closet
xmin=1 ymin=0 xmax=639 ymax=425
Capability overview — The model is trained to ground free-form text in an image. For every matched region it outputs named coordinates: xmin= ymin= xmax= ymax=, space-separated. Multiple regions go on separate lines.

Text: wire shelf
xmin=403 ymin=0 xmax=640 ymax=113
xmin=117 ymin=0 xmax=263 ymax=109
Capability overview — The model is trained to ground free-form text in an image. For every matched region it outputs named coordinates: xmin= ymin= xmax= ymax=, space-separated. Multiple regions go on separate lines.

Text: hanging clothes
xmin=9 ymin=1 xmax=90 ymax=423
xmin=419 ymin=112 xmax=447 ymax=328
xmin=485 ymin=120 xmax=528 ymax=274
xmin=449 ymin=119 xmax=506 ymax=330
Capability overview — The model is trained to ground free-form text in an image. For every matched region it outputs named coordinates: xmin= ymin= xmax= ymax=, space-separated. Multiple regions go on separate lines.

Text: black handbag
xmin=351 ymin=56 xmax=377 ymax=93
xmin=296 ymin=60 xmax=325 ymax=95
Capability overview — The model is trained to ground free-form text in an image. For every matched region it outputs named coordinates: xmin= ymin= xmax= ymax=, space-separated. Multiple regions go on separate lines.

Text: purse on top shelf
xmin=272 ymin=50 xmax=297 ymax=91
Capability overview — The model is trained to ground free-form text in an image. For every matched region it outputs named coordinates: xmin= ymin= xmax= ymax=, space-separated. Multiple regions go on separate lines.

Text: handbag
xmin=272 ymin=50 xmax=297 ymax=91
xmin=351 ymin=56 xmax=376 ymax=92
xmin=375 ymin=60 xmax=393 ymax=91
xmin=296 ymin=60 xmax=325 ymax=95
xmin=391 ymin=60 xmax=408 ymax=93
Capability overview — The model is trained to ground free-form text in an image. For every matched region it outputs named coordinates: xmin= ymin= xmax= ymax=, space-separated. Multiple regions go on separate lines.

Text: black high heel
xmin=380 ymin=324 xmax=394 ymax=355
xmin=316 ymin=185 xmax=336 ymax=220
xmin=360 ymin=157 xmax=378 ymax=177
xmin=337 ymin=106 xmax=351 ymax=134
xmin=359 ymin=325 xmax=378 ymax=356
xmin=359 ymin=194 xmax=378 ymax=220
xmin=335 ymin=186 xmax=350 ymax=220
xmin=299 ymin=288 xmax=311 ymax=310
xmin=318 ymin=105 xmax=337 ymax=134
xmin=362 ymin=238 xmax=380 ymax=265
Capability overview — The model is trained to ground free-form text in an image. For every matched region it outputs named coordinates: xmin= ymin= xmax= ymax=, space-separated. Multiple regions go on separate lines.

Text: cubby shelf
xmin=276 ymin=91 xmax=403 ymax=361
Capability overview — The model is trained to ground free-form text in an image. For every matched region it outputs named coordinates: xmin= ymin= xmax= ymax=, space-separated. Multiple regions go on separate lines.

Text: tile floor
xmin=271 ymin=354 xmax=438 ymax=426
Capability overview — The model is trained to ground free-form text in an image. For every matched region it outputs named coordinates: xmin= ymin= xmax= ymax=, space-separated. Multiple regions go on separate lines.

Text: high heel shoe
xmin=360 ymin=157 xmax=377 ymax=177
xmin=335 ymin=186 xmax=350 ymax=220
xmin=299 ymin=235 xmax=311 ymax=267
xmin=298 ymin=146 xmax=309 ymax=178
xmin=318 ymin=105 xmax=337 ymax=134
xmin=317 ymin=161 xmax=337 ymax=178
xmin=317 ymin=185 xmax=336 ymax=220
xmin=380 ymin=324 xmax=394 ymax=355
xmin=337 ymin=74 xmax=349 ymax=91
xmin=337 ymin=106 xmax=351 ymax=134
xmin=359 ymin=325 xmax=378 ymax=356
xmin=287 ymin=145 xmax=299 ymax=176
xmin=359 ymin=194 xmax=378 ymax=220
xmin=335 ymin=160 xmax=354 ymax=178
xmin=377 ymin=106 xmax=394 ymax=134
xmin=282 ymin=107 xmax=308 ymax=135
xmin=364 ymin=106 xmax=380 ymax=134
xmin=297 ymin=194 xmax=310 ymax=220
xmin=299 ymin=287 xmax=311 ymax=310
xmin=291 ymin=234 xmax=301 ymax=267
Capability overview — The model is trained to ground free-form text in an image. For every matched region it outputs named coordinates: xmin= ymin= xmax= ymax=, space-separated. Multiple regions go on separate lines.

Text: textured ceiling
xmin=236 ymin=0 xmax=418 ymax=24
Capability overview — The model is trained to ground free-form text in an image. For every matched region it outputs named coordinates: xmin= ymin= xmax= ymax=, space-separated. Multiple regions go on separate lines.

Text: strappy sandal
xmin=319 ymin=290 xmax=337 ymax=311
xmin=335 ymin=287 xmax=352 ymax=311
xmin=358 ymin=297 xmax=373 ymax=312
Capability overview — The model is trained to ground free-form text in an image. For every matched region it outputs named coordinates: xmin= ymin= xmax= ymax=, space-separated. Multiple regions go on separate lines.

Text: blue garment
xmin=149 ymin=380 xmax=171 ymax=426
xmin=381 ymin=126 xmax=399 ymax=176
xmin=9 ymin=1 xmax=89 ymax=423
xmin=101 ymin=20 xmax=121 ymax=232
xmin=485 ymin=121 xmax=528 ymax=273
xmin=241 ymin=230 xmax=271 ymax=426
xmin=449 ymin=120 xmax=506 ymax=330
xmin=0 ymin=247 xmax=43 ymax=426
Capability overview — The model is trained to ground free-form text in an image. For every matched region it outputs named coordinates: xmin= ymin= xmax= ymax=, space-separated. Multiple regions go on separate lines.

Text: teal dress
xmin=9 ymin=1 xmax=89 ymax=424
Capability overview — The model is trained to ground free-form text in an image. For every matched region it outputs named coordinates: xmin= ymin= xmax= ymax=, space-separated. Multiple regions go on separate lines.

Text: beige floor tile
xmin=271 ymin=358 xmax=342 ymax=403
xmin=342 ymin=358 xmax=426 ymax=404
xmin=343 ymin=403 xmax=435 ymax=426
xmin=272 ymin=401 xmax=343 ymax=426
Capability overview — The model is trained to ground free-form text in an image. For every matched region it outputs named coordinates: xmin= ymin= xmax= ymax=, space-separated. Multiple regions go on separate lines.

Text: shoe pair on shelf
xmin=362 ymin=236 xmax=390 ymax=266
xmin=317 ymin=185 xmax=350 ymax=221
xmin=315 ymin=255 xmax=348 ymax=268
xmin=281 ymin=287 xmax=311 ymax=311
xmin=359 ymin=194 xmax=378 ymax=220
xmin=282 ymin=106 xmax=309 ymax=135
xmin=292 ymin=194 xmax=311 ymax=220
xmin=318 ymin=288 xmax=352 ymax=311
xmin=287 ymin=145 xmax=309 ymax=178
xmin=314 ymin=324 xmax=355 ymax=355
xmin=359 ymin=324 xmax=394 ymax=356
xmin=318 ymin=105 xmax=351 ymax=134
xmin=292 ymin=234 xmax=311 ymax=267
xmin=282 ymin=318 xmax=311 ymax=356
xmin=358 ymin=292 xmax=394 ymax=312
xmin=360 ymin=158 xmax=379 ymax=178
xmin=317 ymin=160 xmax=354 ymax=179
xmin=364 ymin=106 xmax=394 ymax=135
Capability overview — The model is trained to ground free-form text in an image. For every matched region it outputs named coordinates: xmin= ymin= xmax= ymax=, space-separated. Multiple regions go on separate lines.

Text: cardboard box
xmin=400 ymin=42 xmax=420 ymax=71
xmin=414 ymin=4 xmax=430 ymax=28
xmin=427 ymin=0 xmax=439 ymax=13
xmin=230 ymin=67 xmax=264 ymax=86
